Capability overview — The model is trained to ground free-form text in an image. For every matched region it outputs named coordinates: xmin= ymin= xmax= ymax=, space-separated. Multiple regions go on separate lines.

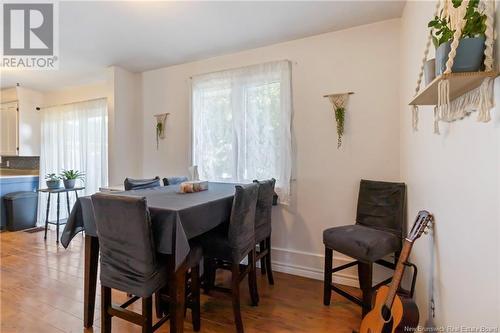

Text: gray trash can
xmin=4 ymin=191 xmax=38 ymax=231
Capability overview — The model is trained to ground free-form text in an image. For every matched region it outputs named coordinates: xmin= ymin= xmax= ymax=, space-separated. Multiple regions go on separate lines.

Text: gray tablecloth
xmin=61 ymin=182 xmax=236 ymax=269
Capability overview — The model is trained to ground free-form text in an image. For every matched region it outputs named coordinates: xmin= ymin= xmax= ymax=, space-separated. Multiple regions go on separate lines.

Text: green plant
xmin=428 ymin=0 xmax=487 ymax=48
xmin=334 ymin=107 xmax=345 ymax=149
xmin=60 ymin=169 xmax=85 ymax=180
xmin=156 ymin=122 xmax=163 ymax=150
xmin=45 ymin=173 xmax=60 ymax=181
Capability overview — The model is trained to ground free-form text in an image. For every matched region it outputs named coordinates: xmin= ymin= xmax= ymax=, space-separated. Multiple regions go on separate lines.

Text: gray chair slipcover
xmin=91 ymin=193 xmax=168 ymax=297
xmin=124 ymin=176 xmax=161 ymax=191
xmin=323 ymin=179 xmax=406 ymax=263
xmin=163 ymin=176 xmax=189 ymax=186
xmin=252 ymin=179 xmax=276 ymax=243
xmin=197 ymin=183 xmax=259 ymax=263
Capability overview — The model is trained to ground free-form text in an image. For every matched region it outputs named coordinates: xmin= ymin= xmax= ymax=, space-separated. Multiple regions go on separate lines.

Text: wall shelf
xmin=409 ymin=71 xmax=498 ymax=106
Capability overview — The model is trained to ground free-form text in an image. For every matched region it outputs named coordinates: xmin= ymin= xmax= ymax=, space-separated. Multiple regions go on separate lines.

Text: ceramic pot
xmin=63 ymin=179 xmax=76 ymax=189
xmin=46 ymin=179 xmax=60 ymax=189
xmin=424 ymin=58 xmax=436 ymax=85
xmin=435 ymin=36 xmax=485 ymax=76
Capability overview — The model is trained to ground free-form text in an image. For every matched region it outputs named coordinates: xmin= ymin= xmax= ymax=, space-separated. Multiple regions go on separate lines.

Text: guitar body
xmin=360 ymin=286 xmax=419 ymax=333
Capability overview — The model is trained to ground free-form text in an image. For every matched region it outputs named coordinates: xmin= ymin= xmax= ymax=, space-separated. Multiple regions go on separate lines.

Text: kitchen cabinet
xmin=0 ymin=101 xmax=19 ymax=155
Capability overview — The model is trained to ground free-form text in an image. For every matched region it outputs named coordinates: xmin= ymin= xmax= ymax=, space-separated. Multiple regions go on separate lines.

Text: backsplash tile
xmin=0 ymin=156 xmax=40 ymax=170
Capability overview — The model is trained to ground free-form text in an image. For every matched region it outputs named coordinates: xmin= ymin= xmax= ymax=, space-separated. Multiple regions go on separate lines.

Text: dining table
xmin=60 ymin=182 xmax=239 ymax=333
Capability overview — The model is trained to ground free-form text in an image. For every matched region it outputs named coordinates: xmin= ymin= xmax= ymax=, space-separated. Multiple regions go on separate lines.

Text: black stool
xmin=323 ymin=179 xmax=406 ymax=317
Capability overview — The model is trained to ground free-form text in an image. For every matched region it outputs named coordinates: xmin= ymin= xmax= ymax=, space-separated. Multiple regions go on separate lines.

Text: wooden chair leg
xmin=259 ymin=241 xmax=266 ymax=275
xmin=142 ymin=296 xmax=153 ymax=333
xmin=358 ymin=262 xmax=373 ymax=317
xmin=264 ymin=237 xmax=274 ymax=285
xmin=154 ymin=288 xmax=165 ymax=318
xmin=191 ymin=265 xmax=201 ymax=331
xmin=231 ymin=263 xmax=244 ymax=333
xmin=248 ymin=249 xmax=259 ymax=306
xmin=203 ymin=258 xmax=215 ymax=294
xmin=101 ymin=286 xmax=112 ymax=333
xmin=323 ymin=247 xmax=333 ymax=306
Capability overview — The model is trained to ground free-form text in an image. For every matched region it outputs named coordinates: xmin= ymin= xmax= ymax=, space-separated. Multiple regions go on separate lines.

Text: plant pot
xmin=424 ymin=58 xmax=436 ymax=85
xmin=46 ymin=179 xmax=60 ymax=189
xmin=435 ymin=36 xmax=485 ymax=76
xmin=63 ymin=179 xmax=76 ymax=189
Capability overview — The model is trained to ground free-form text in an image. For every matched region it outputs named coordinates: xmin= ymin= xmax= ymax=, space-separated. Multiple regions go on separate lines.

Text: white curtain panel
xmin=192 ymin=60 xmax=292 ymax=203
xmin=38 ymin=98 xmax=108 ymax=224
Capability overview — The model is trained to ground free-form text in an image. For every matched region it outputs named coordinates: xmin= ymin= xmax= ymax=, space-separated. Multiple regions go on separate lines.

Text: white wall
xmin=141 ymin=19 xmax=401 ymax=284
xmin=107 ymin=66 xmax=143 ymax=185
xmin=15 ymin=87 xmax=43 ymax=156
xmin=399 ymin=1 xmax=499 ymax=327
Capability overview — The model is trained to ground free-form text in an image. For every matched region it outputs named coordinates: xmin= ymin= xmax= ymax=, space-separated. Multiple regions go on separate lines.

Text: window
xmin=38 ymin=98 xmax=108 ymax=223
xmin=192 ymin=60 xmax=292 ymax=202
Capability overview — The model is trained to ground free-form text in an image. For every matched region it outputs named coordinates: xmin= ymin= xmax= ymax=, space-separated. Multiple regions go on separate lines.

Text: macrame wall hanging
xmin=324 ymin=92 xmax=353 ymax=148
xmin=411 ymin=0 xmax=497 ymax=134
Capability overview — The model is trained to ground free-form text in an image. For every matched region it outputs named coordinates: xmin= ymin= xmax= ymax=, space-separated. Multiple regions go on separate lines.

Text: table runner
xmin=61 ymin=183 xmax=236 ymax=269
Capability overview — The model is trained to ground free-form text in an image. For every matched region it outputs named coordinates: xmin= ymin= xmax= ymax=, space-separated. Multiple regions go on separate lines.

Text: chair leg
xmin=101 ymin=286 xmax=112 ymax=333
xmin=264 ymin=237 xmax=274 ymax=285
xmin=248 ymin=249 xmax=259 ymax=306
xmin=358 ymin=262 xmax=373 ymax=317
xmin=259 ymin=241 xmax=266 ymax=275
xmin=203 ymin=258 xmax=215 ymax=294
xmin=231 ymin=263 xmax=244 ymax=333
xmin=191 ymin=265 xmax=201 ymax=331
xmin=323 ymin=247 xmax=333 ymax=306
xmin=142 ymin=296 xmax=153 ymax=333
xmin=154 ymin=288 xmax=166 ymax=318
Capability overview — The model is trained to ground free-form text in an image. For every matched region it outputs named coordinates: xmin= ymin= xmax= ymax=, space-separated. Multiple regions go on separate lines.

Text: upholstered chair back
xmin=124 ymin=177 xmax=161 ymax=191
xmin=356 ymin=179 xmax=407 ymax=240
xmin=227 ymin=183 xmax=259 ymax=262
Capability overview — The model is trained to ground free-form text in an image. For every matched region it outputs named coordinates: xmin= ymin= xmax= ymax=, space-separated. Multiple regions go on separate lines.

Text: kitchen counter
xmin=0 ymin=168 xmax=39 ymax=178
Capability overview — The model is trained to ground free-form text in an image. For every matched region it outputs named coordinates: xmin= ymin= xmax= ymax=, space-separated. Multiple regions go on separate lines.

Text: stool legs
xmin=323 ymin=247 xmax=333 ymax=306
xmin=101 ymin=286 xmax=112 ymax=333
xmin=358 ymin=262 xmax=373 ymax=317
xmin=44 ymin=193 xmax=51 ymax=240
xmin=264 ymin=237 xmax=274 ymax=285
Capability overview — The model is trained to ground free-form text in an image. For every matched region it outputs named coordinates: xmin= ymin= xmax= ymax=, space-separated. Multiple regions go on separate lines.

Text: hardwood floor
xmin=0 ymin=229 xmax=361 ymax=332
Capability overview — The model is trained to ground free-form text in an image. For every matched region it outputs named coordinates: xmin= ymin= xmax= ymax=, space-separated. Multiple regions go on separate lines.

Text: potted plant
xmin=60 ymin=169 xmax=85 ymax=189
xmin=45 ymin=173 xmax=61 ymax=189
xmin=156 ymin=122 xmax=163 ymax=150
xmin=335 ymin=106 xmax=345 ymax=149
xmin=429 ymin=0 xmax=487 ymax=76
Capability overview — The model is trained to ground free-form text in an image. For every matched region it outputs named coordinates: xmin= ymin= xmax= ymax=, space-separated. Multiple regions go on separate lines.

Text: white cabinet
xmin=0 ymin=101 xmax=19 ymax=155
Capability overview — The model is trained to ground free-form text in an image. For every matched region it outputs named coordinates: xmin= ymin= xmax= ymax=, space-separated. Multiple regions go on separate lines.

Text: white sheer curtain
xmin=192 ymin=60 xmax=292 ymax=202
xmin=38 ymin=98 xmax=108 ymax=224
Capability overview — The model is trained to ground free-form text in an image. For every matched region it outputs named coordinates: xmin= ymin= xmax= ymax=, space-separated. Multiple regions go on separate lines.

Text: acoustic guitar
xmin=359 ymin=210 xmax=433 ymax=333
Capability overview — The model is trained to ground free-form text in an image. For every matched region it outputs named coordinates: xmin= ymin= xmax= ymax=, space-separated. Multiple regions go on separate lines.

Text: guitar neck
xmin=384 ymin=239 xmax=413 ymax=309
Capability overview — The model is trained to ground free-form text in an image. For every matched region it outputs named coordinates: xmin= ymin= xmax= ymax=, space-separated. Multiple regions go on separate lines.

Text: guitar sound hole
xmin=381 ymin=305 xmax=392 ymax=322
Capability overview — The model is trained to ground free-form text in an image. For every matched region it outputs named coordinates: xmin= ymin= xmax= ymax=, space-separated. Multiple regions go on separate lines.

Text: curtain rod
xmin=36 ymin=97 xmax=107 ymax=110
xmin=189 ymin=59 xmax=297 ymax=79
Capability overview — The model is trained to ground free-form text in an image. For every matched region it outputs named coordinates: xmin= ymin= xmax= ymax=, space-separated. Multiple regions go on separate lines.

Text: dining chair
xmin=196 ymin=183 xmax=259 ymax=333
xmin=322 ymin=179 xmax=406 ymax=317
xmin=162 ymin=176 xmax=188 ymax=186
xmin=124 ymin=176 xmax=161 ymax=191
xmin=253 ymin=178 xmax=276 ymax=286
xmin=91 ymin=193 xmax=202 ymax=333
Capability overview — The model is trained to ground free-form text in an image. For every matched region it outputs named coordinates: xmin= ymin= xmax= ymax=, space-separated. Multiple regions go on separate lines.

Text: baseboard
xmin=267 ymin=247 xmax=360 ymax=288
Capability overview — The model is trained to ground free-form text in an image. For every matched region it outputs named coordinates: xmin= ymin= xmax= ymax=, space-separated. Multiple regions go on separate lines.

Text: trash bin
xmin=4 ymin=191 xmax=38 ymax=231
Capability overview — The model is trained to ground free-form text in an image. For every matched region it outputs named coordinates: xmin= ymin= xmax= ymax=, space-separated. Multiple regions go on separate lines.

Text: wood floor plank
xmin=1 ymin=229 xmax=361 ymax=332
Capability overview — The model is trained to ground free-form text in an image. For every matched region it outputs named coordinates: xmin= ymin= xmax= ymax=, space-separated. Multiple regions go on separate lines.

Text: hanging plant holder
xmin=324 ymin=92 xmax=353 ymax=149
xmin=410 ymin=0 xmax=498 ymax=134
xmin=154 ymin=113 xmax=169 ymax=150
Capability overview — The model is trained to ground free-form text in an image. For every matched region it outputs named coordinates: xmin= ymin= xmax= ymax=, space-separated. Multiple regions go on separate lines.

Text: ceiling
xmin=1 ymin=1 xmax=405 ymax=92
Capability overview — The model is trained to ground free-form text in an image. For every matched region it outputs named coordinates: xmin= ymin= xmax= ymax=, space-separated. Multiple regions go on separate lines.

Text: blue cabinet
xmin=0 ymin=176 xmax=39 ymax=230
